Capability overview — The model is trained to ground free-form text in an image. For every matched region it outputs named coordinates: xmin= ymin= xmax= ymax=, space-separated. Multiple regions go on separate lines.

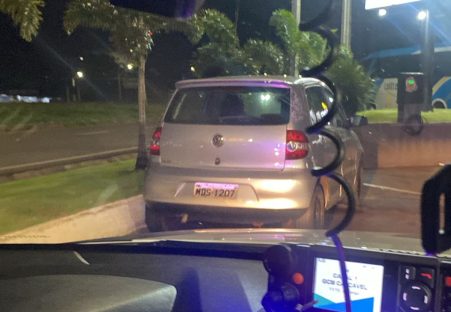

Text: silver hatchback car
xmin=144 ymin=76 xmax=363 ymax=231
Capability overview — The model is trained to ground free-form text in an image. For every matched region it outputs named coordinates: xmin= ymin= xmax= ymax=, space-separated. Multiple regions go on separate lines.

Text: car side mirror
xmin=350 ymin=115 xmax=368 ymax=127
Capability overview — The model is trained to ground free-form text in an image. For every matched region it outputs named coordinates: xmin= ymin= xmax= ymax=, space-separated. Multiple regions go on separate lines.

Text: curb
xmin=0 ymin=195 xmax=145 ymax=244
xmin=0 ymin=147 xmax=138 ymax=177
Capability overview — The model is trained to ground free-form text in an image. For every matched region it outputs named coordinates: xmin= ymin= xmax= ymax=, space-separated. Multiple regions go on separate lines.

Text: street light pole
xmin=291 ymin=0 xmax=301 ymax=77
xmin=341 ymin=0 xmax=352 ymax=49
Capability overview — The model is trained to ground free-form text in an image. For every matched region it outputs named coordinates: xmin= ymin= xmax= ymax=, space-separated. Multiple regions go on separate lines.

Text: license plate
xmin=194 ymin=182 xmax=239 ymax=199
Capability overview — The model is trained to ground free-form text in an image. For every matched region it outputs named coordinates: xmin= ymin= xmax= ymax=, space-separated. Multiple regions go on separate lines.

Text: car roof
xmin=175 ymin=75 xmax=322 ymax=89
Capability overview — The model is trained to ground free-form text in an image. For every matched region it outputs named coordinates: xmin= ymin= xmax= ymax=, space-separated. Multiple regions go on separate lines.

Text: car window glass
xmin=322 ymin=88 xmax=346 ymax=128
xmin=306 ymin=86 xmax=329 ymax=124
xmin=165 ymin=87 xmax=290 ymax=125
xmin=171 ymin=91 xmax=208 ymax=123
xmin=0 ymin=0 xmax=442 ymax=242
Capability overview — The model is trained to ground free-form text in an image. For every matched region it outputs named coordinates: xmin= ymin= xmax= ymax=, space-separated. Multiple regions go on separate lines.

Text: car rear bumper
xmin=145 ymin=202 xmax=307 ymax=225
xmin=144 ymin=165 xmax=317 ymax=211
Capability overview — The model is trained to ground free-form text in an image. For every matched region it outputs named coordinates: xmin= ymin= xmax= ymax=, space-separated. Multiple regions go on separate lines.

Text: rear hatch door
xmin=160 ymin=85 xmax=291 ymax=171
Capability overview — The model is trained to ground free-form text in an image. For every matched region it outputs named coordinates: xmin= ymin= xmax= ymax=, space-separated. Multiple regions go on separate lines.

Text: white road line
xmin=363 ymin=183 xmax=421 ymax=196
xmin=76 ymin=130 xmax=110 ymax=136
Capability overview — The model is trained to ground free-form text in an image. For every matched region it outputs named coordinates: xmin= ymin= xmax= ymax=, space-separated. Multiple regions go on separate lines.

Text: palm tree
xmin=64 ymin=0 xmax=195 ymax=169
xmin=269 ymin=9 xmax=328 ymax=73
xmin=327 ymin=48 xmax=375 ymax=116
xmin=190 ymin=9 xmax=284 ymax=77
xmin=269 ymin=9 xmax=374 ymax=115
xmin=0 ymin=0 xmax=45 ymax=41
xmin=192 ymin=8 xmax=373 ymax=115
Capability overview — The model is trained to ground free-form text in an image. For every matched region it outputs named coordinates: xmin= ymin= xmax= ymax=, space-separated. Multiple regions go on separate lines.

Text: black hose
xmin=298 ymin=2 xmax=356 ymax=312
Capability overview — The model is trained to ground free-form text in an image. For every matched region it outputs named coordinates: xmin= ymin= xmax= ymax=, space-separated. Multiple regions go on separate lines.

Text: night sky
xmin=0 ymin=0 xmax=445 ymax=101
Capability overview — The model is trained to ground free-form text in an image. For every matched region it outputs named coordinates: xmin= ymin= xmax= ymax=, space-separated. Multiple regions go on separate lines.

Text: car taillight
xmin=149 ymin=127 xmax=162 ymax=156
xmin=286 ymin=130 xmax=309 ymax=160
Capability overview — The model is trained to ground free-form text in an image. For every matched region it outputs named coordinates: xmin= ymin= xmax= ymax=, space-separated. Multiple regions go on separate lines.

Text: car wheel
xmin=145 ymin=204 xmax=167 ymax=232
xmin=354 ymin=162 xmax=363 ymax=209
xmin=297 ymin=185 xmax=326 ymax=229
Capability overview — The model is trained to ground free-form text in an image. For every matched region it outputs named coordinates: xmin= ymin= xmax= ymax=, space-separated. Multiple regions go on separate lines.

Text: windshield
xmin=0 ymin=0 xmax=447 ymax=244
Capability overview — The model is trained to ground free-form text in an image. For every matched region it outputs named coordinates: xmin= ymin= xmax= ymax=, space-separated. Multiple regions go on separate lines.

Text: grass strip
xmin=0 ymin=159 xmax=143 ymax=234
xmin=0 ymin=102 xmax=165 ymax=129
xmin=358 ymin=108 xmax=451 ymax=124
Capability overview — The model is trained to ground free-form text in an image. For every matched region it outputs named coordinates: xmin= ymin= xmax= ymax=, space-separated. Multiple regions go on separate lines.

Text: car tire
xmin=296 ymin=184 xmax=326 ymax=229
xmin=145 ymin=204 xmax=167 ymax=232
xmin=354 ymin=163 xmax=363 ymax=209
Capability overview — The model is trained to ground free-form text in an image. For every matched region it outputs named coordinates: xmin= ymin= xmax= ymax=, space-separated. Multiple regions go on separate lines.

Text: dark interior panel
xmin=0 ymin=245 xmax=267 ymax=312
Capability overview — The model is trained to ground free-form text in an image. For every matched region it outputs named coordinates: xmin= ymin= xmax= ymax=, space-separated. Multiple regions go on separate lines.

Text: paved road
xmin=332 ymin=166 xmax=440 ymax=236
xmin=0 ymin=165 xmax=439 ymax=242
xmin=0 ymin=123 xmax=153 ymax=168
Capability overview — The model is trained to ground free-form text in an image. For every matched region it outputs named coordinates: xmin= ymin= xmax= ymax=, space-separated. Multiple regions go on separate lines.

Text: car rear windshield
xmin=164 ymin=86 xmax=291 ymax=125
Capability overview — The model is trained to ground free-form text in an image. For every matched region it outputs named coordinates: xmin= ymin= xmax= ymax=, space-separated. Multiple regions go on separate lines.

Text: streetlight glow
xmin=76 ymin=71 xmax=84 ymax=79
xmin=190 ymin=66 xmax=196 ymax=72
xmin=378 ymin=9 xmax=387 ymax=17
xmin=127 ymin=63 xmax=134 ymax=70
xmin=417 ymin=10 xmax=427 ymax=21
xmin=365 ymin=0 xmax=421 ymax=10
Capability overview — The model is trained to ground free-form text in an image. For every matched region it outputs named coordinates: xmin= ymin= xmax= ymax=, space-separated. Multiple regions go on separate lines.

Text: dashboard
xmin=0 ymin=241 xmax=268 ymax=312
xmin=262 ymin=243 xmax=451 ymax=312
xmin=0 ymin=236 xmax=450 ymax=312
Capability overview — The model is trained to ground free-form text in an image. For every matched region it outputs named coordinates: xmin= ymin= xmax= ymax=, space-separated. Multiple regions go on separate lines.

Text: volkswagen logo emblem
xmin=212 ymin=134 xmax=224 ymax=147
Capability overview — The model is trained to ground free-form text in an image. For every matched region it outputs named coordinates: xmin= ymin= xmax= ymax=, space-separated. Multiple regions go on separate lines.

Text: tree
xmin=327 ymin=48 xmax=375 ymax=116
xmin=269 ymin=9 xmax=327 ymax=72
xmin=269 ymin=10 xmax=373 ymax=115
xmin=0 ymin=0 xmax=45 ymax=41
xmin=242 ymin=39 xmax=285 ymax=75
xmin=64 ymin=0 xmax=193 ymax=169
xmin=192 ymin=8 xmax=373 ymax=115
xmin=190 ymin=9 xmax=284 ymax=77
